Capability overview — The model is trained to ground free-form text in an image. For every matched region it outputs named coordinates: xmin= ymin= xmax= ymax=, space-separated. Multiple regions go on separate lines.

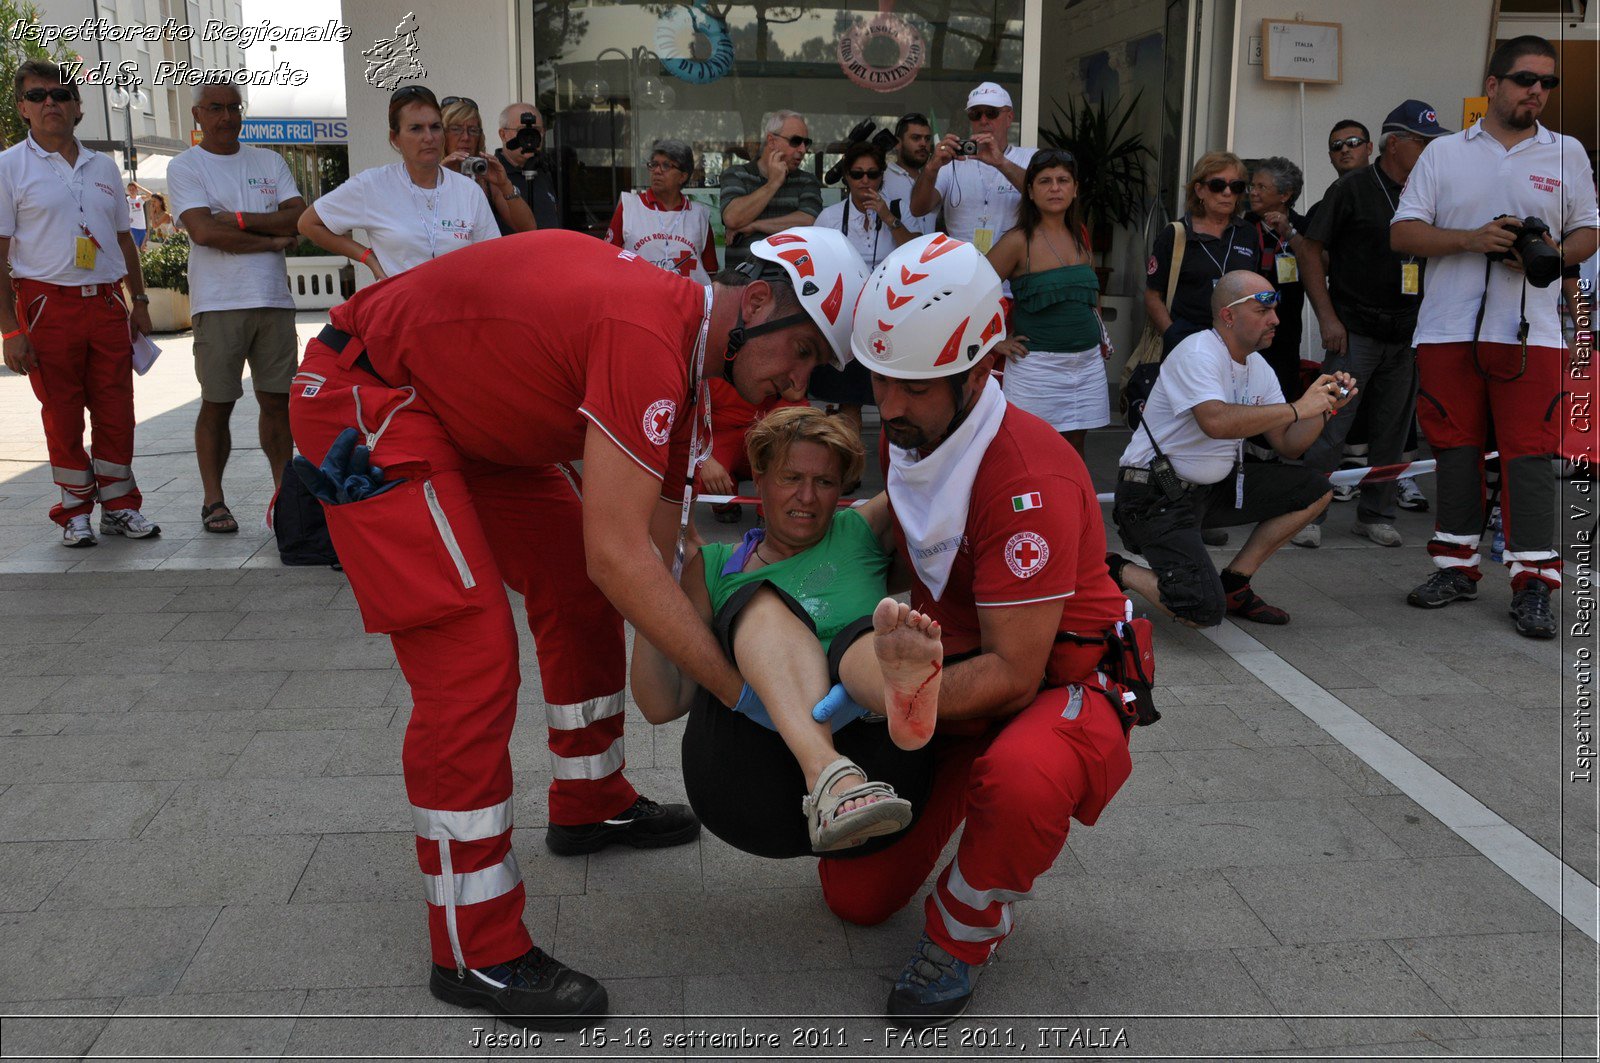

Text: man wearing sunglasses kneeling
xmin=1109 ymin=272 xmax=1355 ymax=627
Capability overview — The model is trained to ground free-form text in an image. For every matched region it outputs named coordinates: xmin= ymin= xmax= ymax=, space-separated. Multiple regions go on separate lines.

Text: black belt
xmin=1118 ymin=465 xmax=1208 ymax=492
xmin=316 ymin=325 xmax=389 ymax=386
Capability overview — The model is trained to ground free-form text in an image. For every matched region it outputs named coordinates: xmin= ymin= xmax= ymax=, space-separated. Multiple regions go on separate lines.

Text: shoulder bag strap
xmin=1164 ymin=220 xmax=1186 ymax=311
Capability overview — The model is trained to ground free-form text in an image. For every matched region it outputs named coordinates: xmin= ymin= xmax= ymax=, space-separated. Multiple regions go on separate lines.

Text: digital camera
xmin=1488 ymin=214 xmax=1562 ymax=288
xmin=956 ymin=138 xmax=980 ymax=156
xmin=461 ymin=156 xmax=487 ymax=177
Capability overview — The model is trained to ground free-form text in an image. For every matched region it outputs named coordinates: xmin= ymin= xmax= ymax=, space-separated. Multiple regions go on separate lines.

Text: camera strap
xmin=1471 ymin=257 xmax=1529 ymax=382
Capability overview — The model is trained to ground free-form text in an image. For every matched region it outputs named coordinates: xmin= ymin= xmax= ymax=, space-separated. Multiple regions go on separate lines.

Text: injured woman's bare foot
xmin=873 ymin=597 xmax=943 ymax=750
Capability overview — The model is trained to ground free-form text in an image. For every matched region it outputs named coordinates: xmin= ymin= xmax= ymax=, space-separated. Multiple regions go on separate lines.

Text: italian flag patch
xmin=1011 ymin=492 xmax=1043 ymax=512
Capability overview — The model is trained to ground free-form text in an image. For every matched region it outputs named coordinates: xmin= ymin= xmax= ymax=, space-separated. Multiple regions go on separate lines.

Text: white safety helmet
xmin=741 ymin=227 xmax=870 ymax=368
xmin=850 ymin=233 xmax=1008 ymax=380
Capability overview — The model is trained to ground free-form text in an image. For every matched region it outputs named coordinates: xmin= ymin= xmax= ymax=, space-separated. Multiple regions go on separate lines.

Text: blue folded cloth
xmin=292 ymin=427 xmax=403 ymax=505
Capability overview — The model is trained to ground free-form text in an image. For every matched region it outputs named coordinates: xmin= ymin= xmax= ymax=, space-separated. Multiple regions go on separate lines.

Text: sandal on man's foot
xmin=200 ymin=501 xmax=239 ymax=534
xmin=803 ymin=756 xmax=912 ymax=853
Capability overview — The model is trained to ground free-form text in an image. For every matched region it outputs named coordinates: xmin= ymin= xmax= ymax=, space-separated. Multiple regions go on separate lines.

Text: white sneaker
xmin=99 ymin=508 xmax=161 ymax=539
xmin=62 ymin=514 xmax=97 ymax=548
xmin=1396 ymin=477 xmax=1429 ymax=512
xmin=1352 ymin=521 xmax=1403 ymax=547
xmin=1291 ymin=524 xmax=1321 ymax=549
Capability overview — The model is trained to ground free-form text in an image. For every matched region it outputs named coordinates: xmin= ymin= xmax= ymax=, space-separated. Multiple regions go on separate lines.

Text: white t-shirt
xmin=816 ymin=197 xmax=897 ymax=272
xmin=933 ymin=145 xmax=1036 ymax=251
xmin=883 ymin=160 xmax=936 ymax=235
xmin=127 ymin=193 xmax=145 ymax=228
xmin=1393 ymin=120 xmax=1599 ymax=348
xmin=0 ymin=136 xmax=128 ymax=285
xmin=1118 ymin=328 xmax=1285 ymax=484
xmin=312 ymin=162 xmax=499 ymax=277
xmin=167 ymin=144 xmax=301 ymax=314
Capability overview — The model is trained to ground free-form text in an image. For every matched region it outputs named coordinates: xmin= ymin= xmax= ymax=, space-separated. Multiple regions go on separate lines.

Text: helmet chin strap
xmin=722 ymin=309 xmax=813 ymax=383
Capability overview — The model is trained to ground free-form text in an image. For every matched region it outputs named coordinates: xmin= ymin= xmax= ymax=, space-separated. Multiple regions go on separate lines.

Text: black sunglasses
xmin=21 ymin=87 xmax=77 ymax=103
xmin=1328 ymin=135 xmax=1368 ymax=151
xmin=440 ymin=95 xmax=478 ymax=110
xmin=847 ymin=168 xmax=883 ymax=181
xmin=1501 ymin=71 xmax=1560 ymax=90
xmin=769 ymin=133 xmax=813 ymax=149
xmin=1035 ymin=148 xmax=1077 ymax=167
xmin=967 ymin=106 xmax=1002 ymax=121
xmin=1204 ymin=178 xmax=1248 ymax=195
xmin=390 ymin=85 xmax=437 ymax=105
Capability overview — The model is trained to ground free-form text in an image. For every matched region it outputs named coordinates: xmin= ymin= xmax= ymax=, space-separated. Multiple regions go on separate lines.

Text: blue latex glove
xmin=811 ymin=682 xmax=871 ymax=732
xmin=731 ymin=682 xmax=777 ymax=730
xmin=292 ymin=427 xmax=403 ymax=505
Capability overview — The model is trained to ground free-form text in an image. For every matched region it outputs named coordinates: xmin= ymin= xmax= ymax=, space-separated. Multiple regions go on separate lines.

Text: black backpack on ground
xmin=273 ymin=459 xmax=340 ymax=567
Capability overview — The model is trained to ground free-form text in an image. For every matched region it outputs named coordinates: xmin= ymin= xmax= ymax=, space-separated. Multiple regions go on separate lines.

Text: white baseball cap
xmin=966 ymin=82 xmax=1012 ymax=110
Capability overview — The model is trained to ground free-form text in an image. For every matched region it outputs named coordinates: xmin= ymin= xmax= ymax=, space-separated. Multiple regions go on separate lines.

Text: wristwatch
xmin=503 ymin=187 xmax=521 ymax=200
xmin=131 ymin=294 xmax=150 ymax=303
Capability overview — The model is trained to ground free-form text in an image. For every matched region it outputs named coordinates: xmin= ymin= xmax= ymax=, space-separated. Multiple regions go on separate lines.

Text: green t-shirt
xmin=701 ymin=508 xmax=889 ymax=650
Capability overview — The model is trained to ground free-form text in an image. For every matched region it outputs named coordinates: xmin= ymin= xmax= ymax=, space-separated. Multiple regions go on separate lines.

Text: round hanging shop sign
xmin=655 ymin=2 xmax=736 ymax=86
xmin=837 ymin=12 xmax=926 ymax=93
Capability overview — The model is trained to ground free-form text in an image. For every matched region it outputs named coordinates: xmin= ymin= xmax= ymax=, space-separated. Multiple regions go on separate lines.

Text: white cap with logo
xmin=966 ymin=82 xmax=1013 ymax=110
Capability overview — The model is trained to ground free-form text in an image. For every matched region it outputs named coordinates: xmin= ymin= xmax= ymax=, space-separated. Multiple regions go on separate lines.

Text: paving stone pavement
xmin=0 ymin=314 xmax=1594 ymax=1061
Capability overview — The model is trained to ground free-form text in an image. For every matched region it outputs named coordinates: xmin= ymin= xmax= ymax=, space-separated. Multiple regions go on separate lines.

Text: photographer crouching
xmin=494 ymin=102 xmax=561 ymax=231
xmin=1391 ymin=35 xmax=1599 ymax=638
xmin=1108 ymin=272 xmax=1355 ymax=628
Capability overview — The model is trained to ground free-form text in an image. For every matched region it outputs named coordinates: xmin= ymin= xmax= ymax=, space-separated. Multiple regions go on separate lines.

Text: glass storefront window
xmin=528 ymin=0 xmax=1026 ymax=237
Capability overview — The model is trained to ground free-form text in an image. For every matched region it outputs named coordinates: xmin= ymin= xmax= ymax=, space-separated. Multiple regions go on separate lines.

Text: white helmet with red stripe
xmin=849 ymin=232 xmax=1007 ymax=380
xmin=745 ymin=227 xmax=869 ymax=367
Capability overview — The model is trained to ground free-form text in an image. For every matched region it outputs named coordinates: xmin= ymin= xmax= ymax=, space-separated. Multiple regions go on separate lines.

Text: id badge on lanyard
xmin=1276 ymin=253 xmax=1298 ymax=285
xmin=74 ymin=231 xmax=99 ymax=270
xmin=671 ymin=285 xmax=716 ymax=580
xmin=1401 ymin=262 xmax=1420 ymax=295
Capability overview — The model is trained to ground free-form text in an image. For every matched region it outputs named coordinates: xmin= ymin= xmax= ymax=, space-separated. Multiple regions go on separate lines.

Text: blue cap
xmin=1382 ymin=100 xmax=1451 ymax=138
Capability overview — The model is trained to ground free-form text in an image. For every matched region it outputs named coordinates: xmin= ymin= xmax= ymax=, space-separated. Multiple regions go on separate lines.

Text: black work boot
xmin=545 ymin=795 xmax=700 ymax=856
xmin=1509 ymin=581 xmax=1556 ymax=639
xmin=430 ymin=946 xmax=607 ymax=1030
xmin=1407 ymin=569 xmax=1478 ymax=609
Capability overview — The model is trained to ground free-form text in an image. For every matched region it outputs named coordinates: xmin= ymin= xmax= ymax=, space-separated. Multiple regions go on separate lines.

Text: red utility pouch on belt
xmin=1108 ymin=617 xmax=1160 ymax=731
xmin=323 ymin=470 xmax=480 ymax=634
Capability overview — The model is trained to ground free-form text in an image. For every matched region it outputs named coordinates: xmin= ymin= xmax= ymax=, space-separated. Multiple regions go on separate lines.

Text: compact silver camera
xmin=461 ymin=156 xmax=488 ymax=177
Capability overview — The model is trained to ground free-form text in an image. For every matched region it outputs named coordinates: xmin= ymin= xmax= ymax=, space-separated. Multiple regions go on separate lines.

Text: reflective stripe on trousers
xmin=413 ymin=797 xmax=520 ymax=971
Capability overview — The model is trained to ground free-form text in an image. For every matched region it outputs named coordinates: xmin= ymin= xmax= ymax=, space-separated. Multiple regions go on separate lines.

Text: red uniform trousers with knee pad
xmin=289 ymin=341 xmax=635 ymax=971
xmin=1416 ymin=341 xmax=1563 ymax=590
xmin=817 ymin=680 xmax=1133 ymax=964
xmin=15 ymin=279 xmax=141 ymax=524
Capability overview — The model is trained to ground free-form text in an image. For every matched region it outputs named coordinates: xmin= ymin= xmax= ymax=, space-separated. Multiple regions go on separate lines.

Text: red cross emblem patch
xmin=1004 ymin=530 xmax=1050 ymax=578
xmin=643 ymin=398 xmax=677 ymax=445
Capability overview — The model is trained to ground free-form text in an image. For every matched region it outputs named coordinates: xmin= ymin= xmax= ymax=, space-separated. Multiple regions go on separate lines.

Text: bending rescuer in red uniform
xmin=287 ymin=227 xmax=867 ymax=1028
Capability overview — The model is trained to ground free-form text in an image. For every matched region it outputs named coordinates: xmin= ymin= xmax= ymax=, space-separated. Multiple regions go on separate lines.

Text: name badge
xmin=1401 ymin=262 xmax=1420 ymax=295
xmin=973 ymin=228 xmax=995 ymax=254
xmin=74 ymin=235 xmax=97 ymax=270
xmin=1276 ymin=254 xmax=1299 ymax=285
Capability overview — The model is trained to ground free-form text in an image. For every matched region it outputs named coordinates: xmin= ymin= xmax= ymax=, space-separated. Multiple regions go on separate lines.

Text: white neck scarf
xmin=887 ymin=377 xmax=1007 ymax=601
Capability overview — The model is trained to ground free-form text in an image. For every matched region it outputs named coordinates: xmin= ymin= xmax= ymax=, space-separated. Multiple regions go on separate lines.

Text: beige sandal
xmin=802 ymin=756 xmax=913 ymax=853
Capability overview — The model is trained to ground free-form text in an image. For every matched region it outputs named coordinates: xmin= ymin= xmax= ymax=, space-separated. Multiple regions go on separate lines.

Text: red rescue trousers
xmin=289 ymin=341 xmax=636 ymax=971
xmin=15 ymin=279 xmax=141 ymax=524
xmin=817 ymin=681 xmax=1133 ymax=965
xmin=1416 ymin=341 xmax=1563 ymax=590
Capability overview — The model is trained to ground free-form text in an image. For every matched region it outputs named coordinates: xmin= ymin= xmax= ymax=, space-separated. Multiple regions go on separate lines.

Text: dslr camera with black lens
xmin=507 ymin=113 xmax=543 ymax=167
xmin=1488 ymin=214 xmax=1562 ymax=288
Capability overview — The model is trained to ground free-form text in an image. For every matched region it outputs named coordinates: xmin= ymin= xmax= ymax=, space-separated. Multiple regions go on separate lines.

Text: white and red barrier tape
xmin=696 ymin=452 xmax=1502 ymax=508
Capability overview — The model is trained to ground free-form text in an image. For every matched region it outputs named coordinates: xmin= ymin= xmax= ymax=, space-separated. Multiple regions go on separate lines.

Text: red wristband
xmin=235 ymin=211 xmax=245 ymax=230
xmin=359 ymin=248 xmax=373 ymax=265
xmin=3 ymin=328 xmax=23 ymax=340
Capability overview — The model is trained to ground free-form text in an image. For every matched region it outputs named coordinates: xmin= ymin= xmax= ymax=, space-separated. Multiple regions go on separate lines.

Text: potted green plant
xmin=1040 ymin=91 xmax=1154 ymax=292
xmin=137 ymin=232 xmax=191 ymax=331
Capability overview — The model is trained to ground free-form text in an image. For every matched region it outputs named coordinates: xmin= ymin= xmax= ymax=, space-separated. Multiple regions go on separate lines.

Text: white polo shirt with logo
xmin=167 ymin=143 xmax=302 ymax=314
xmin=311 ymin=161 xmax=498 ymax=277
xmin=933 ymin=144 xmax=1037 ymax=251
xmin=0 ymin=135 xmax=129 ymax=285
xmin=1392 ymin=119 xmax=1599 ymax=349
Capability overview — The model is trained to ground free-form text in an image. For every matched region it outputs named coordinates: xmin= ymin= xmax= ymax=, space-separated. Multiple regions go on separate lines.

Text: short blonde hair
xmin=1185 ymin=150 xmax=1245 ymax=217
xmin=440 ymin=99 xmax=485 ymax=155
xmin=746 ymin=406 xmax=864 ymax=489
